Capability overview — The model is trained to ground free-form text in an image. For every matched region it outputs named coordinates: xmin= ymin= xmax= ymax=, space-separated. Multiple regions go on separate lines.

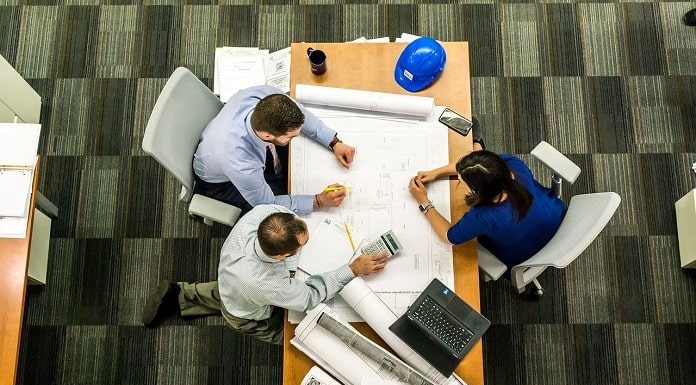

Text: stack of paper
xmin=0 ymin=123 xmax=41 ymax=239
xmin=214 ymin=46 xmax=291 ymax=102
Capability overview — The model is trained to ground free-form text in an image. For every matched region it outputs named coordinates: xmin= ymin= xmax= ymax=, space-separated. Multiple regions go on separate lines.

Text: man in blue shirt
xmin=193 ymin=85 xmax=356 ymax=215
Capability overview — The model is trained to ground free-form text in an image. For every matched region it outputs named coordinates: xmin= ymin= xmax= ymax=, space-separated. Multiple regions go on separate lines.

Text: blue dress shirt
xmin=446 ymin=154 xmax=567 ymax=269
xmin=193 ymin=85 xmax=337 ymax=214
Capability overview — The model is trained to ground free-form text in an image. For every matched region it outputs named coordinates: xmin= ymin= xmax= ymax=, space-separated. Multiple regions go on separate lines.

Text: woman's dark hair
xmin=455 ymin=150 xmax=533 ymax=220
xmin=250 ymin=94 xmax=305 ymax=136
xmin=257 ymin=212 xmax=308 ymax=256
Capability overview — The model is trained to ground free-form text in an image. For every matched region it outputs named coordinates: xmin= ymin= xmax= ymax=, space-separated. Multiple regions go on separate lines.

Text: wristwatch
xmin=329 ymin=135 xmax=342 ymax=150
xmin=418 ymin=201 xmax=434 ymax=213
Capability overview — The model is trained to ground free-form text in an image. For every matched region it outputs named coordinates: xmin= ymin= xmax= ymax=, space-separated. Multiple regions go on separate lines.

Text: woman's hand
xmin=416 ymin=169 xmax=439 ymax=184
xmin=408 ymin=177 xmax=430 ymax=204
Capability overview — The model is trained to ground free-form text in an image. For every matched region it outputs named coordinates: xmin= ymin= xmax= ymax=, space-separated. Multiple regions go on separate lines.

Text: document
xmin=292 ymin=304 xmax=436 ymax=385
xmin=290 ymin=103 xmax=454 ymax=322
xmin=295 ymin=85 xmax=435 ymax=118
xmin=362 ymin=380 xmax=408 ymax=385
xmin=265 ymin=47 xmax=291 ymax=93
xmin=0 ymin=215 xmax=29 ymax=239
xmin=214 ymin=46 xmax=291 ymax=101
xmin=302 ymin=366 xmax=343 ymax=385
xmin=297 ymin=217 xmax=364 ymax=276
xmin=216 ymin=51 xmax=267 ymax=102
xmin=0 ymin=169 xmax=33 ymax=217
xmin=0 ymin=123 xmax=40 ymax=167
xmin=0 ymin=123 xmax=40 ymax=237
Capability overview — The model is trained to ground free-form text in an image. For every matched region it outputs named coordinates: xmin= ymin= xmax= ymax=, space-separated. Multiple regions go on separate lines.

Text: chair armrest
xmin=477 ymin=245 xmax=507 ymax=281
xmin=35 ymin=191 xmax=58 ymax=219
xmin=188 ymin=194 xmax=242 ymax=227
xmin=530 ymin=141 xmax=581 ymax=184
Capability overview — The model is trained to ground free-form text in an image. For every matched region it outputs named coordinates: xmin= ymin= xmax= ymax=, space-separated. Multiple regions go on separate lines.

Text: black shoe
xmin=142 ymin=281 xmax=181 ymax=327
xmin=684 ymin=8 xmax=696 ymax=26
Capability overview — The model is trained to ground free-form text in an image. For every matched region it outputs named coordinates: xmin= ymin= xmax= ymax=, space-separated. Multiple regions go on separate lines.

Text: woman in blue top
xmin=408 ymin=149 xmax=566 ymax=270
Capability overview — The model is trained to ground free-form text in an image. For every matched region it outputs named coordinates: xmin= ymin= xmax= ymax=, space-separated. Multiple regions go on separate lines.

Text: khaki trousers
xmin=178 ymin=281 xmax=285 ymax=345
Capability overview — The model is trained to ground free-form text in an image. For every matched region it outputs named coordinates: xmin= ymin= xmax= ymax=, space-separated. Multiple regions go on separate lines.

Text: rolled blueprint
xmin=316 ymin=313 xmax=435 ymax=385
xmin=339 ymin=278 xmax=467 ymax=385
xmin=292 ymin=304 xmax=434 ymax=385
xmin=295 ymin=85 xmax=435 ymax=118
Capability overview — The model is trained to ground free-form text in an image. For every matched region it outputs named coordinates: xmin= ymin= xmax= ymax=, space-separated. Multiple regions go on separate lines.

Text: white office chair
xmin=142 ymin=67 xmax=241 ymax=227
xmin=477 ymin=141 xmax=621 ymax=296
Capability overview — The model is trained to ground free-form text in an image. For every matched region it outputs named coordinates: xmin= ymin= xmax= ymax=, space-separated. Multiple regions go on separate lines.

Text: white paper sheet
xmin=297 ymin=217 xmax=364 ymax=276
xmin=290 ymin=105 xmax=454 ymax=322
xmin=217 ymin=53 xmax=267 ymax=102
xmin=302 ymin=366 xmax=344 ymax=385
xmin=0 ymin=123 xmax=40 ymax=167
xmin=361 ymin=380 xmax=408 ymax=385
xmin=365 ymin=37 xmax=390 ymax=43
xmin=0 ymin=170 xmax=33 ymax=217
xmin=395 ymin=33 xmax=421 ymax=43
xmin=295 ymin=85 xmax=435 ymax=118
xmin=0 ymin=215 xmax=28 ymax=238
xmin=265 ymin=47 xmax=291 ymax=93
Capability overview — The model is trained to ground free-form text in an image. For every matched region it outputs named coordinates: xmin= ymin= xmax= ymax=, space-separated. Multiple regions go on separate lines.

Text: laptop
xmin=388 ymin=278 xmax=491 ymax=376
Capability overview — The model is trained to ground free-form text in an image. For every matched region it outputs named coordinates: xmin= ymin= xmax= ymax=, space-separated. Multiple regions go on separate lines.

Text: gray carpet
xmin=2 ymin=1 xmax=696 ymax=384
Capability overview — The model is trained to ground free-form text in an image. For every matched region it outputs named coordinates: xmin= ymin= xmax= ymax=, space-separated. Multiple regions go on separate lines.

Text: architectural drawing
xmin=291 ymin=106 xmax=455 ymax=322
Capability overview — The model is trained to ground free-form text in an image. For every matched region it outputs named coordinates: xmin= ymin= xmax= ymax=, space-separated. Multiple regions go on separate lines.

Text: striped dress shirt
xmin=218 ymin=204 xmax=355 ymax=321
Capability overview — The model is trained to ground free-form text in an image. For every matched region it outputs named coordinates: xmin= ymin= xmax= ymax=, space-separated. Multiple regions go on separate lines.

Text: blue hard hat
xmin=394 ymin=37 xmax=446 ymax=93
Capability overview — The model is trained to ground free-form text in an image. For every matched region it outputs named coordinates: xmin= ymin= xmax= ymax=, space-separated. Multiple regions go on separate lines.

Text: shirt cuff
xmin=297 ymin=194 xmax=315 ymax=214
xmin=316 ymin=125 xmax=337 ymax=147
xmin=335 ymin=264 xmax=356 ymax=285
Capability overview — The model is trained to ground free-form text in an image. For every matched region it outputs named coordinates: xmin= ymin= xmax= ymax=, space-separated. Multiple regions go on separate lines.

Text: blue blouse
xmin=446 ymin=154 xmax=566 ymax=269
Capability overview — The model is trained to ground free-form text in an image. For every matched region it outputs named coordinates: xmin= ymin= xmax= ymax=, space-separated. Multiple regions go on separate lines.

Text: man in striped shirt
xmin=142 ymin=204 xmax=388 ymax=344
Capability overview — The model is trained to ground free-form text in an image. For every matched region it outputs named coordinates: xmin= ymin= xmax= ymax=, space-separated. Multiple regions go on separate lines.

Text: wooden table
xmin=283 ymin=42 xmax=482 ymax=385
xmin=0 ymin=160 xmax=40 ymax=385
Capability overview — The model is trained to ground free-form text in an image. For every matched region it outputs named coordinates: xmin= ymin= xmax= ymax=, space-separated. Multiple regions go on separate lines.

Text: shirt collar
xmin=253 ymin=238 xmax=281 ymax=263
xmin=245 ymin=109 xmax=267 ymax=150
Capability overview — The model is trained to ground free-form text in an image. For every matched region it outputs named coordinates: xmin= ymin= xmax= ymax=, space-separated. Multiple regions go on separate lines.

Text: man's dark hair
xmin=250 ymin=94 xmax=305 ymax=136
xmin=257 ymin=212 xmax=308 ymax=256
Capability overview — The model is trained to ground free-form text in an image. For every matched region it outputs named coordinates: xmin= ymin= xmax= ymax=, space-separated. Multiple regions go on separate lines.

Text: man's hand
xmin=332 ymin=142 xmax=355 ymax=168
xmin=349 ymin=253 xmax=388 ymax=276
xmin=408 ymin=176 xmax=430 ymax=204
xmin=315 ymin=183 xmax=347 ymax=208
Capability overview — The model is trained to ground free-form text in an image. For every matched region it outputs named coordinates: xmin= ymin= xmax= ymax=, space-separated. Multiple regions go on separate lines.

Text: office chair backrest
xmin=142 ymin=67 xmax=223 ymax=202
xmin=512 ymin=192 xmax=620 ymax=275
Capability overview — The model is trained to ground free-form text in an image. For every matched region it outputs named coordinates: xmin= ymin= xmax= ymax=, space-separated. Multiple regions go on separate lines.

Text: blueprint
xmin=290 ymin=106 xmax=455 ymax=322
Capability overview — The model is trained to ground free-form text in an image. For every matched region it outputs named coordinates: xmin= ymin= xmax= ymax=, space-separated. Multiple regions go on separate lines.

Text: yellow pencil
xmin=324 ymin=185 xmax=352 ymax=193
xmin=344 ymin=223 xmax=356 ymax=251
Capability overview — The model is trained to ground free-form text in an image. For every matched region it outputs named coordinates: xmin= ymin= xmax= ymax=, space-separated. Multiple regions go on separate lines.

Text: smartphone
xmin=439 ymin=108 xmax=473 ymax=136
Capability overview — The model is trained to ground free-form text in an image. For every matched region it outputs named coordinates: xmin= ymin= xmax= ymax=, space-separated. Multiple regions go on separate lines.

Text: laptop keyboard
xmin=409 ymin=296 xmax=475 ymax=355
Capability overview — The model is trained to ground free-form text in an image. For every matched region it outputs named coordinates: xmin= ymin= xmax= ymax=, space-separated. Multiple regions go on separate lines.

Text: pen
xmin=344 ymin=222 xmax=356 ymax=251
xmin=323 ymin=185 xmax=352 ymax=193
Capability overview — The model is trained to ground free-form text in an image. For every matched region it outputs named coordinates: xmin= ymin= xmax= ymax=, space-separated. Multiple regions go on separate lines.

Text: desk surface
xmin=283 ymin=42 xmax=483 ymax=385
xmin=0 ymin=160 xmax=39 ymax=385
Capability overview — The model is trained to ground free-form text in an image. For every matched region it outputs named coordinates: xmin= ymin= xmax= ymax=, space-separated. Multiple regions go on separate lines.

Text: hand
xmin=408 ymin=176 xmax=430 ymax=204
xmin=316 ymin=183 xmax=347 ymax=208
xmin=332 ymin=142 xmax=355 ymax=168
xmin=349 ymin=253 xmax=388 ymax=276
xmin=416 ymin=169 xmax=439 ymax=183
